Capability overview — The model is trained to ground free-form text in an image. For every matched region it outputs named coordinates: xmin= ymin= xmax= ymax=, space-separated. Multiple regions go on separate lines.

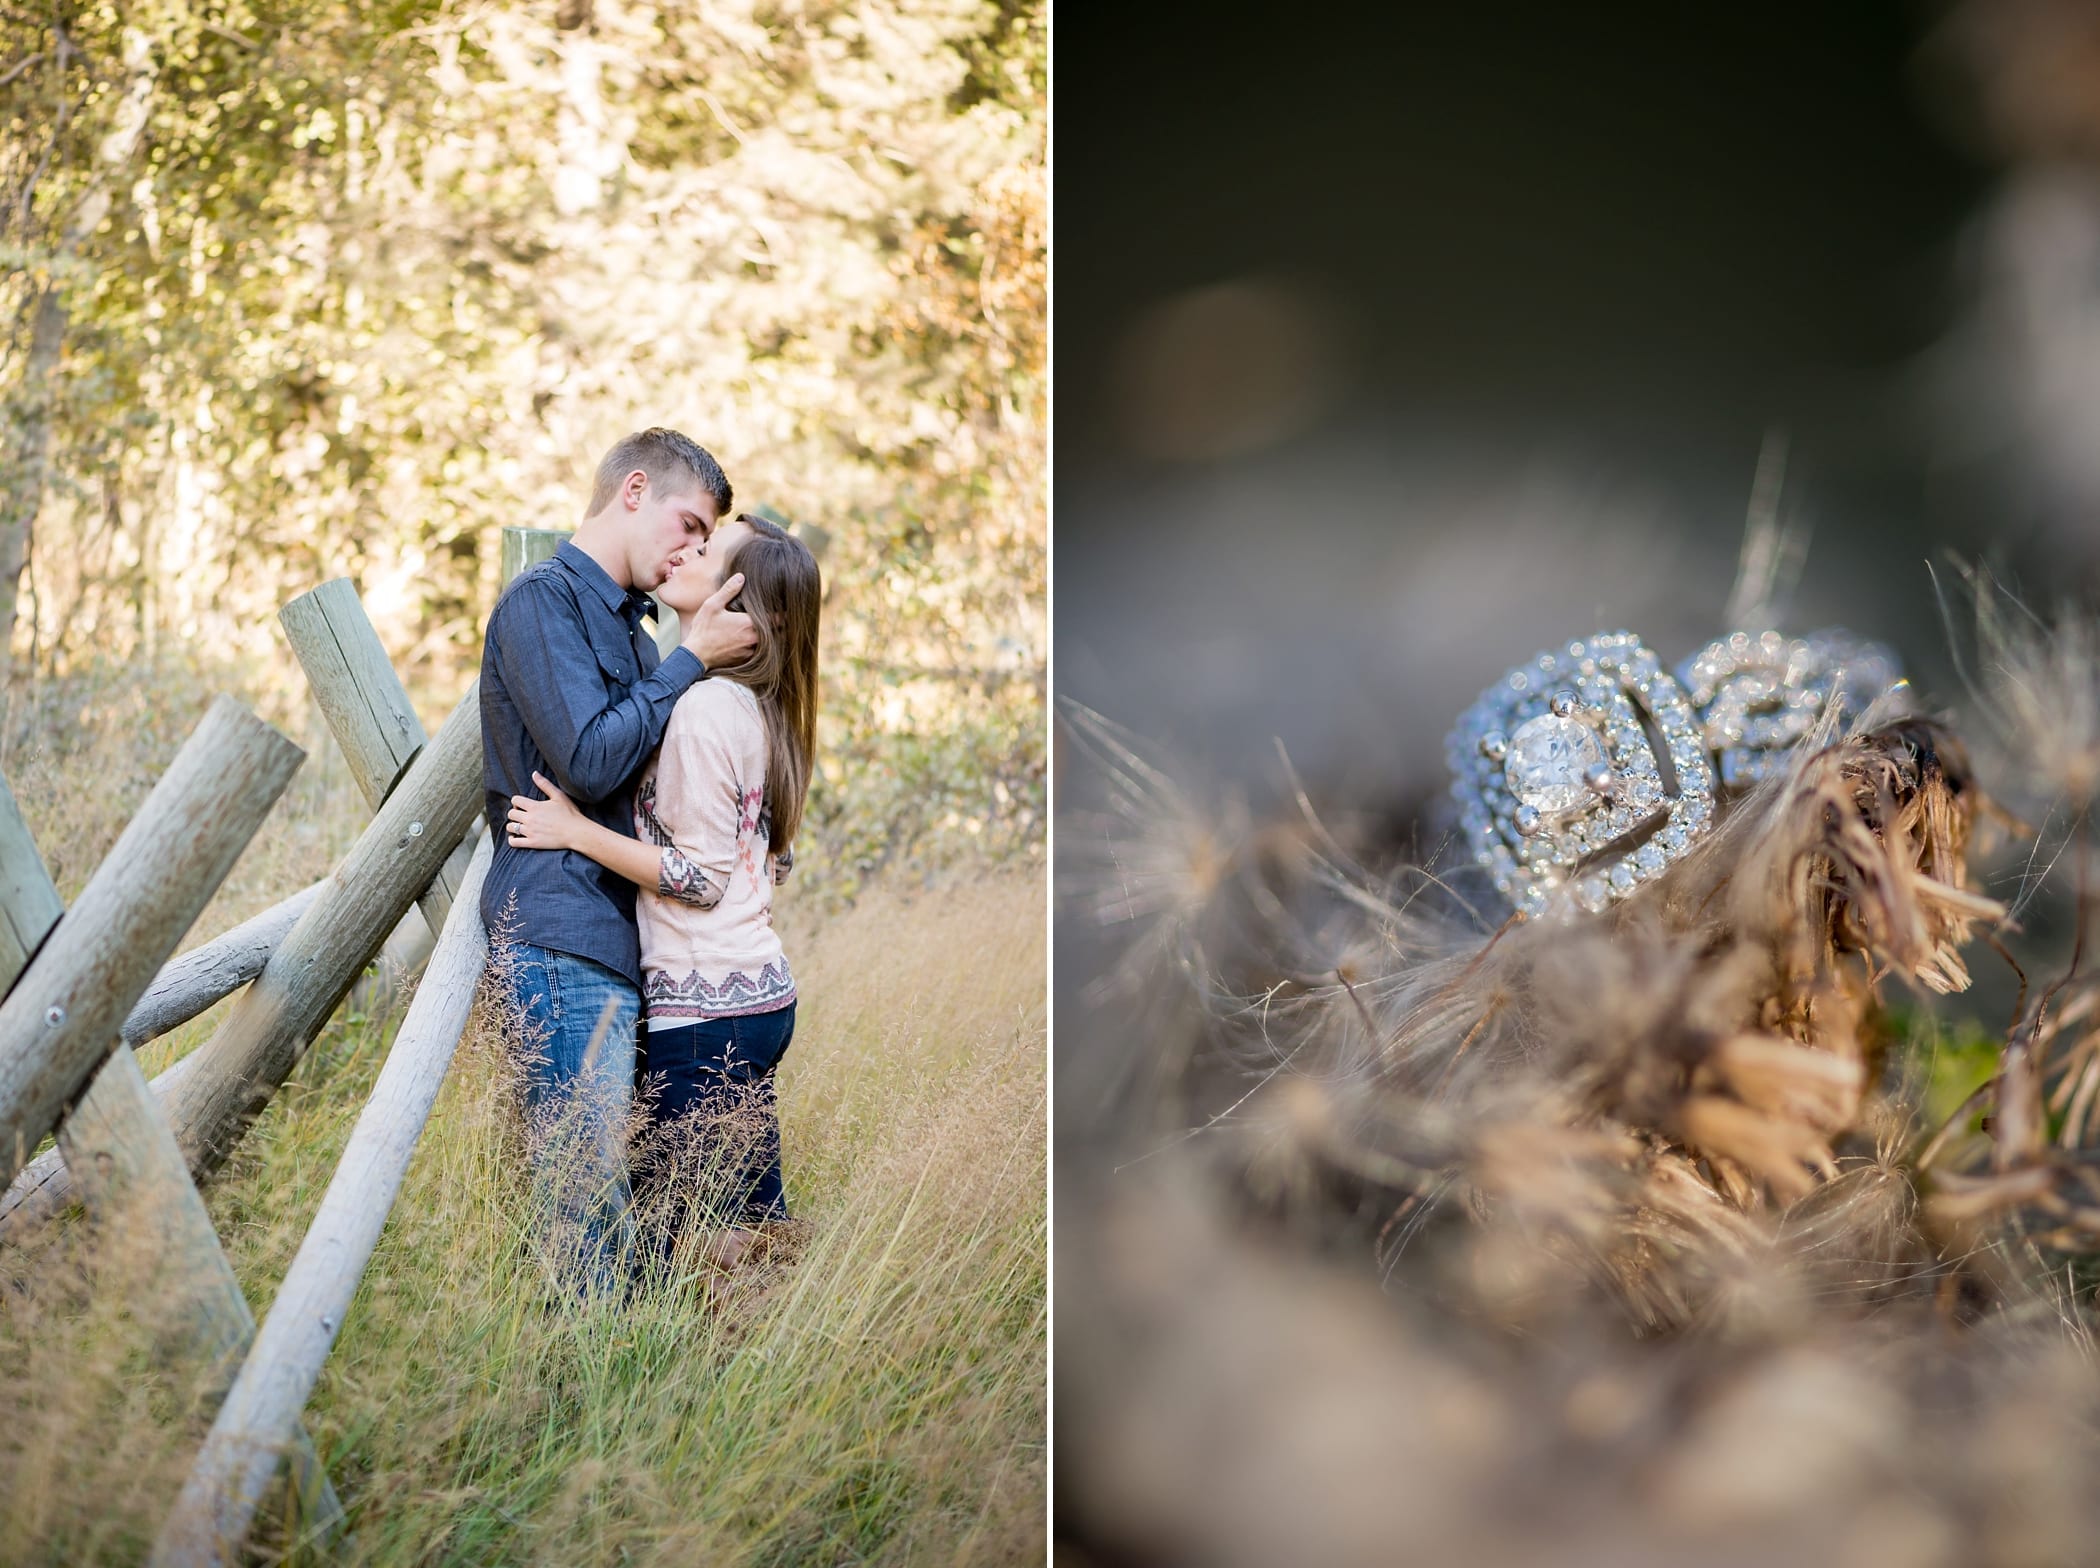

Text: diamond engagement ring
xmin=1677 ymin=628 xmax=1906 ymax=788
xmin=1447 ymin=632 xmax=1719 ymax=919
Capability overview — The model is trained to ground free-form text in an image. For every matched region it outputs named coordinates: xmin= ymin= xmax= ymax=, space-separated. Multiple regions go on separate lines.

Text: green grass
xmin=0 ymin=844 xmax=1043 ymax=1565
xmin=1892 ymin=1007 xmax=2003 ymax=1133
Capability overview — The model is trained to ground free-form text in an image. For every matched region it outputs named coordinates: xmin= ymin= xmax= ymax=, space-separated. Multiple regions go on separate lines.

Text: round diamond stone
xmin=1503 ymin=714 xmax=1607 ymax=815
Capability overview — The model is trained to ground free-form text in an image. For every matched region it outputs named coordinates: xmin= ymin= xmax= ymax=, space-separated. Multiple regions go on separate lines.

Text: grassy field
xmin=0 ymin=664 xmax=1045 ymax=1565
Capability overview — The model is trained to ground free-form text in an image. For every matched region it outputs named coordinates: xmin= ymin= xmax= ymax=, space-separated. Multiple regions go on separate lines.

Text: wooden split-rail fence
xmin=0 ymin=529 xmax=585 ymax=1563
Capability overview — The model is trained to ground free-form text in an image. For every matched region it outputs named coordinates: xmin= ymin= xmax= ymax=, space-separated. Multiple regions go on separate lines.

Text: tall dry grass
xmin=3 ymin=654 xmax=374 ymax=931
xmin=0 ymin=663 xmax=1044 ymax=1566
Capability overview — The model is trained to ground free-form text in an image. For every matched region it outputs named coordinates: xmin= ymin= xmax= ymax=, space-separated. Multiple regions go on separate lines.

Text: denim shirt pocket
xmin=589 ymin=623 xmax=634 ymax=692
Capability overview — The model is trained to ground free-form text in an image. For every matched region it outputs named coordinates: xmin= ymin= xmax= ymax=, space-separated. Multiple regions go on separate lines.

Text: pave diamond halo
xmin=1447 ymin=631 xmax=1720 ymax=919
xmin=1678 ymin=628 xmax=1906 ymax=788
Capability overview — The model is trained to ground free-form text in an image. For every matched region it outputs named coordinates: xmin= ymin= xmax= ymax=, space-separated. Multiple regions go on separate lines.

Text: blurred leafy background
xmin=0 ymin=0 xmax=1044 ymax=900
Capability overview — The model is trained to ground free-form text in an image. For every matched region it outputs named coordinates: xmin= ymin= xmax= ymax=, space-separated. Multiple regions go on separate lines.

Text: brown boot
xmin=699 ymin=1225 xmax=763 ymax=1272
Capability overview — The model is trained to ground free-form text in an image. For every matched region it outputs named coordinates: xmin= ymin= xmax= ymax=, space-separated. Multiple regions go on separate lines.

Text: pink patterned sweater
xmin=633 ymin=678 xmax=796 ymax=1026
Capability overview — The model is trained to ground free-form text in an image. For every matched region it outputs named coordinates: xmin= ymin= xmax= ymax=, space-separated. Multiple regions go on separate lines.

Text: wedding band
xmin=1447 ymin=631 xmax=1719 ymax=918
xmin=1678 ymin=628 xmax=1906 ymax=788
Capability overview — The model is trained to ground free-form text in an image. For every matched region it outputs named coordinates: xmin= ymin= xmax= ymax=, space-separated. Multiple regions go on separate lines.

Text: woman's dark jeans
xmin=635 ymin=1002 xmax=796 ymax=1263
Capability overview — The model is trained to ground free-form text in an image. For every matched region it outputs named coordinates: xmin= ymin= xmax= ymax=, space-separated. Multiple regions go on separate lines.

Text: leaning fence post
xmin=151 ymin=835 xmax=494 ymax=1568
xmin=0 ymin=877 xmax=328 ymax=1234
xmin=0 ymin=698 xmax=304 ymax=1190
xmin=0 ymin=764 xmax=61 ymax=983
xmin=280 ymin=578 xmax=477 ymax=929
xmin=282 ymin=577 xmax=480 ymax=1019
xmin=499 ymin=525 xmax=567 ymax=584
xmin=157 ymin=690 xmax=484 ymax=1185
xmin=0 ymin=746 xmax=346 ymax=1542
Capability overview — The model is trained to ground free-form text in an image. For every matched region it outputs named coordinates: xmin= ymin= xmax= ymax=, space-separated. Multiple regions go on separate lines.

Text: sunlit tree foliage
xmin=0 ymin=0 xmax=1044 ymax=891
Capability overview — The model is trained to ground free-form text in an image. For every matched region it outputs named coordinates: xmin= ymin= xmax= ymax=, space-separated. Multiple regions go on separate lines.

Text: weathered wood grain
xmin=157 ymin=689 xmax=482 ymax=1184
xmin=500 ymin=523 xmax=677 ymax=657
xmin=0 ymin=770 xmax=68 ymax=1232
xmin=499 ymin=524 xmax=568 ymax=585
xmin=150 ymin=836 xmax=492 ymax=1568
xmin=0 ymin=698 xmax=303 ymax=1189
xmin=346 ymin=891 xmax=440 ymax=1019
xmin=125 ymin=878 xmax=323 ymax=1045
xmin=0 ymin=769 xmax=61 ymax=987
xmin=0 ymin=1052 xmax=191 ymax=1234
xmin=279 ymin=579 xmax=425 ymax=812
xmin=280 ymin=577 xmax=476 ymax=928
xmin=0 ymin=759 xmax=343 ymax=1541
xmin=0 ymin=880 xmax=447 ymax=1234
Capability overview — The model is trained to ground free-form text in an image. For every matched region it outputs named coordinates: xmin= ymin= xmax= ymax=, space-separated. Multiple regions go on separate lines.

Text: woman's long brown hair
xmin=713 ymin=514 xmax=821 ymax=852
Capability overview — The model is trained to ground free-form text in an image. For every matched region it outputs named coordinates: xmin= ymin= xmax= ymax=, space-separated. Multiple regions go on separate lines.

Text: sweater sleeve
xmin=646 ymin=691 xmax=754 ymax=910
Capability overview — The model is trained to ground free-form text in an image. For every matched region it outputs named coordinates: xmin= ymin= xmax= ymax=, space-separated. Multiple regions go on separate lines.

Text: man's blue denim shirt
xmin=480 ymin=541 xmax=705 ymax=985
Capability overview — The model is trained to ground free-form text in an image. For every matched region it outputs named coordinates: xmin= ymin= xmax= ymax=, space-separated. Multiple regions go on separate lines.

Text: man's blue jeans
xmin=500 ymin=944 xmax=638 ymax=1299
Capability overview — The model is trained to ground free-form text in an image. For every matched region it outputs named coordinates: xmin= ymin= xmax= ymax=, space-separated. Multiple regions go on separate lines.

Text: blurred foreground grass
xmin=0 ymin=658 xmax=1045 ymax=1565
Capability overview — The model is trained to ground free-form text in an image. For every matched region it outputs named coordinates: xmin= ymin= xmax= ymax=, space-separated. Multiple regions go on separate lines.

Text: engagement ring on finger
xmin=1447 ymin=631 xmax=1719 ymax=919
xmin=1677 ymin=628 xmax=1907 ymax=788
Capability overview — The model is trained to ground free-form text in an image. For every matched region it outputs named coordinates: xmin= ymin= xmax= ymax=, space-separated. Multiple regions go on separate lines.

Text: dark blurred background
xmin=1056 ymin=0 xmax=2100 ymax=1127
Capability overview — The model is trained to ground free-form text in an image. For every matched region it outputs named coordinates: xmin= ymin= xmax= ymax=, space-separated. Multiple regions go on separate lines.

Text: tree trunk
xmin=0 ymin=27 xmax=157 ymax=669
xmin=0 ymin=291 xmax=68 ymax=671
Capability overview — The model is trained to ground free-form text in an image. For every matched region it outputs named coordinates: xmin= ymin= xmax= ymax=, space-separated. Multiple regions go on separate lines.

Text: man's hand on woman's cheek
xmin=684 ymin=572 xmax=758 ymax=668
